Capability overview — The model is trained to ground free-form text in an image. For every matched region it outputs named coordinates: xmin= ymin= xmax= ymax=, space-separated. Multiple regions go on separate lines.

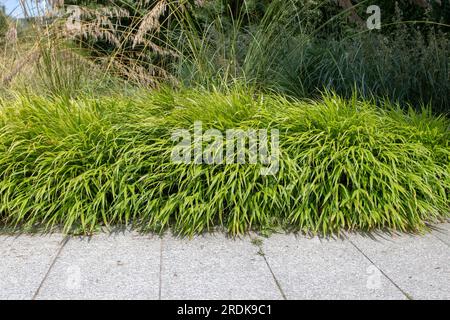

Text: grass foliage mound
xmin=0 ymin=89 xmax=449 ymax=235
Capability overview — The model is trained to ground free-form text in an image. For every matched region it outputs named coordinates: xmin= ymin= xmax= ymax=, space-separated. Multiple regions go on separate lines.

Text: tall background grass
xmin=1 ymin=1 xmax=449 ymax=113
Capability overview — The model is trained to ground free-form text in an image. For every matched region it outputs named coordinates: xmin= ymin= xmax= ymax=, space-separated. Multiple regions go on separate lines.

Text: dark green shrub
xmin=0 ymin=10 xmax=8 ymax=39
xmin=263 ymin=31 xmax=450 ymax=114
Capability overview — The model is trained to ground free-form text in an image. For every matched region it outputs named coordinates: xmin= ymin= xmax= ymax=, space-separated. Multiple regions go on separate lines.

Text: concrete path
xmin=0 ymin=223 xmax=449 ymax=300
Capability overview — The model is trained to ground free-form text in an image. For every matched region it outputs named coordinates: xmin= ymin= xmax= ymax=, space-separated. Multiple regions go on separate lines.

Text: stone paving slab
xmin=160 ymin=233 xmax=283 ymax=300
xmin=261 ymin=234 xmax=406 ymax=300
xmin=0 ymin=234 xmax=64 ymax=300
xmin=34 ymin=232 xmax=161 ymax=300
xmin=431 ymin=223 xmax=450 ymax=248
xmin=1 ymin=223 xmax=449 ymax=300
xmin=348 ymin=231 xmax=450 ymax=300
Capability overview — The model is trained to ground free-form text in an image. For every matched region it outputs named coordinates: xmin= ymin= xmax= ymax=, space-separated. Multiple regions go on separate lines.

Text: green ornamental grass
xmin=0 ymin=88 xmax=448 ymax=235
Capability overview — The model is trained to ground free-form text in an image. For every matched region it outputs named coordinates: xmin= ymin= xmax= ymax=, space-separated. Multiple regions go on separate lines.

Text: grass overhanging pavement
xmin=0 ymin=88 xmax=448 ymax=236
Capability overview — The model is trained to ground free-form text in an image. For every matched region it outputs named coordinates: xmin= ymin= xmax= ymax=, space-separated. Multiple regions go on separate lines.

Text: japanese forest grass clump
xmin=0 ymin=89 xmax=448 ymax=235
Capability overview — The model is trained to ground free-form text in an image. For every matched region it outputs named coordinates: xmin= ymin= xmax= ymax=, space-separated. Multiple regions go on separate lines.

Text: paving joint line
xmin=348 ymin=239 xmax=413 ymax=300
xmin=431 ymin=233 xmax=450 ymax=248
xmin=251 ymin=236 xmax=287 ymax=300
xmin=32 ymin=235 xmax=70 ymax=300
xmin=158 ymin=236 xmax=164 ymax=300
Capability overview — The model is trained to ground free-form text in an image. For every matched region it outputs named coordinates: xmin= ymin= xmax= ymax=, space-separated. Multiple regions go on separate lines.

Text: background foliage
xmin=0 ymin=0 xmax=449 ymax=235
